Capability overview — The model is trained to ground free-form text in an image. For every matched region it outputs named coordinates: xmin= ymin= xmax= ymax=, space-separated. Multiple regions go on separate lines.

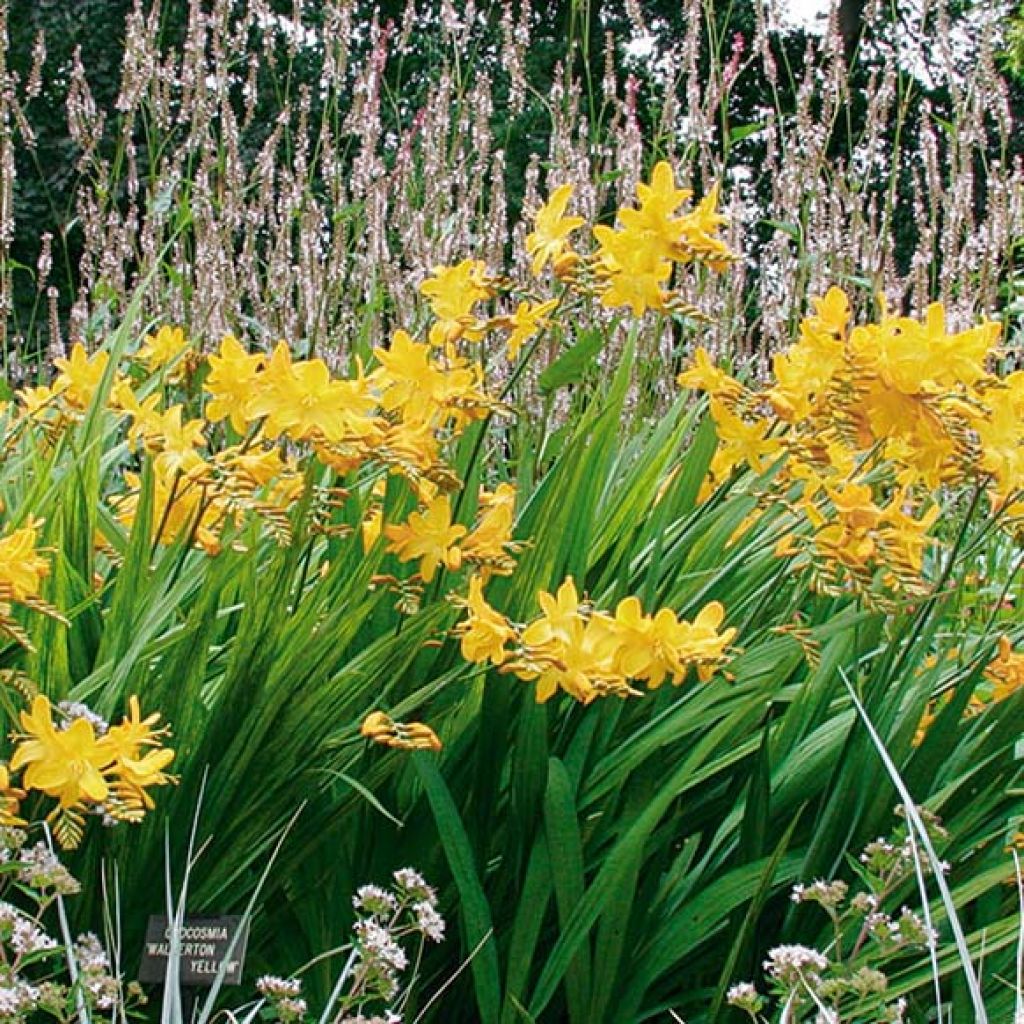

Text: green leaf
xmin=538 ymin=329 xmax=605 ymax=392
xmin=414 ymin=753 xmax=502 ymax=1024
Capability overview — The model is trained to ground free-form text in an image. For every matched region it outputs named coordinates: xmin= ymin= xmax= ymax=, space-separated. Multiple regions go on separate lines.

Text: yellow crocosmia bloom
xmin=525 ymin=183 xmax=585 ymax=276
xmin=204 ymin=334 xmax=267 ymax=433
xmin=373 ymin=330 xmax=453 ymax=421
xmin=463 ymin=483 xmax=517 ymax=570
xmin=114 ymin=747 xmax=176 ymax=810
xmin=827 ymin=482 xmax=882 ymax=532
xmin=103 ymin=695 xmax=169 ymax=763
xmin=384 ymin=495 xmax=467 ymax=583
xmin=52 ymin=343 xmax=110 ymax=410
xmin=17 ymin=383 xmax=64 ymax=419
xmin=111 ymin=380 xmax=163 ymax=445
xmin=136 ymin=325 xmax=189 ymax=372
xmin=419 ymin=259 xmax=494 ymax=343
xmin=456 ymin=574 xmax=516 ymax=665
xmin=373 ymin=332 xmax=492 ymax=432
xmin=519 ymin=613 xmax=627 ymax=704
xmin=709 ymin=399 xmax=781 ymax=474
xmin=593 ymin=224 xmax=672 ymax=316
xmin=0 ymin=519 xmax=50 ymax=601
xmin=808 ymin=286 xmax=851 ymax=338
xmin=612 ymin=597 xmax=735 ymax=689
xmin=522 ymin=577 xmax=583 ymax=646
xmin=245 ymin=342 xmax=376 ymax=443
xmin=10 ymin=696 xmax=112 ymax=808
xmin=380 ymin=418 xmax=442 ymax=473
xmin=148 ymin=405 xmax=209 ymax=480
xmin=982 ymin=636 xmax=1024 ymax=702
xmin=922 ymin=303 xmax=999 ymax=389
xmin=360 ymin=710 xmax=442 ymax=752
xmin=618 ymin=160 xmax=692 ymax=260
xmin=877 ymin=499 xmax=938 ymax=575
xmin=677 ymin=184 xmax=732 ymax=268
xmin=217 ymin=445 xmax=289 ymax=487
xmin=677 ymin=601 xmax=736 ymax=667
xmin=677 ymin=347 xmax=742 ymax=398
xmin=973 ymin=384 xmax=1024 ymax=499
xmin=496 ymin=299 xmax=559 ymax=361
xmin=0 ymin=764 xmax=25 ymax=826
xmin=114 ymin=468 xmax=224 ymax=556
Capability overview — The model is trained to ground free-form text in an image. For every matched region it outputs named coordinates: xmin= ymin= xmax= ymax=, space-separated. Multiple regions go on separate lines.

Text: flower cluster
xmin=455 ymin=575 xmax=735 ymax=703
xmin=256 ymin=870 xmax=443 ymax=1024
xmin=727 ymin=813 xmax=948 ymax=1023
xmin=0 ymin=520 xmax=63 ymax=650
xmin=0 ymin=829 xmax=137 ymax=1024
xmin=525 ymin=162 xmax=732 ymax=317
xmin=915 ymin=635 xmax=1024 ymax=746
xmin=359 ymin=712 xmax=442 ymax=753
xmin=679 ymin=288 xmax=1022 ymax=602
xmin=4 ymin=694 xmax=175 ymax=849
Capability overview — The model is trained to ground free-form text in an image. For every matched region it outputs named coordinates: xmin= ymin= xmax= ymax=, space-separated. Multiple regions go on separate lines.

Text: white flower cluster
xmin=16 ymin=842 xmax=80 ymax=895
xmin=0 ymin=904 xmax=57 ymax=956
xmin=790 ymin=879 xmax=848 ymax=909
xmin=257 ymin=975 xmax=308 ymax=1022
xmin=0 ymin=979 xmax=40 ymax=1020
xmin=352 ymin=884 xmax=398 ymax=917
xmin=762 ymin=944 xmax=829 ymax=986
xmin=73 ymin=932 xmax=120 ymax=1010
xmin=57 ymin=700 xmax=109 ymax=735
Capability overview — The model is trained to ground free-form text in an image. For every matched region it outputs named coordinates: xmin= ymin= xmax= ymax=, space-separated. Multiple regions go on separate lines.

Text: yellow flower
xmin=245 ymin=342 xmax=376 ymax=443
xmin=17 ymin=384 xmax=63 ymax=419
xmin=677 ymin=348 xmax=742 ymax=398
xmin=52 ymin=343 xmax=110 ymax=410
xmin=204 ymin=334 xmax=267 ymax=433
xmin=114 ymin=748 xmax=176 ymax=811
xmin=611 ymin=596 xmax=735 ymax=688
xmin=525 ymin=183 xmax=585 ymax=276
xmin=384 ymin=495 xmax=467 ymax=582
xmin=456 ymin=574 xmax=516 ymax=665
xmin=137 ymin=325 xmax=189 ymax=372
xmin=10 ymin=696 xmax=111 ymax=808
xmin=983 ymin=636 xmax=1024 ymax=702
xmin=114 ymin=468 xmax=224 ymax=556
xmin=0 ymin=765 xmax=25 ymax=826
xmin=0 ymin=519 xmax=51 ymax=601
xmin=709 ymin=399 xmax=782 ymax=474
xmin=618 ymin=160 xmax=693 ymax=260
xmin=593 ymin=223 xmax=672 ymax=316
xmin=495 ymin=299 xmax=559 ymax=361
xmin=462 ymin=483 xmax=517 ymax=573
xmin=360 ymin=711 xmax=442 ymax=752
xmin=419 ymin=259 xmax=494 ymax=343
xmin=677 ymin=184 xmax=732 ymax=268
xmin=103 ymin=695 xmax=169 ymax=762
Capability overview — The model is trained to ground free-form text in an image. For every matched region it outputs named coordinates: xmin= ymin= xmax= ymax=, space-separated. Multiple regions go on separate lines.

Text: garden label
xmin=138 ymin=916 xmax=249 ymax=986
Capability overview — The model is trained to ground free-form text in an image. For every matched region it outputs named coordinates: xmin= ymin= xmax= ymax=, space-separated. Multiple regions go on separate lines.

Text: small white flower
xmin=413 ymin=901 xmax=445 ymax=943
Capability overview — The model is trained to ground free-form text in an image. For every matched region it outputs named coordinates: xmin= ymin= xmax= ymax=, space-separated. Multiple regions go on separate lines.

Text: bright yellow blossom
xmin=11 ymin=696 xmax=110 ymax=808
xmin=52 ymin=343 xmax=110 ymax=410
xmin=456 ymin=574 xmax=516 ymax=665
xmin=136 ymin=325 xmax=189 ymax=372
xmin=525 ymin=183 xmax=585 ymax=276
xmin=0 ymin=519 xmax=50 ymax=601
xmin=204 ymin=334 xmax=267 ymax=433
xmin=419 ymin=259 xmax=494 ymax=343
xmin=384 ymin=495 xmax=467 ymax=582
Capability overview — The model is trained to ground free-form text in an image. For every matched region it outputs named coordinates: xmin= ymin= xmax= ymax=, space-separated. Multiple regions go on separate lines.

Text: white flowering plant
xmin=726 ymin=810 xmax=951 ymax=1024
xmin=254 ymin=869 xmax=445 ymax=1024
xmin=0 ymin=827 xmax=142 ymax=1024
